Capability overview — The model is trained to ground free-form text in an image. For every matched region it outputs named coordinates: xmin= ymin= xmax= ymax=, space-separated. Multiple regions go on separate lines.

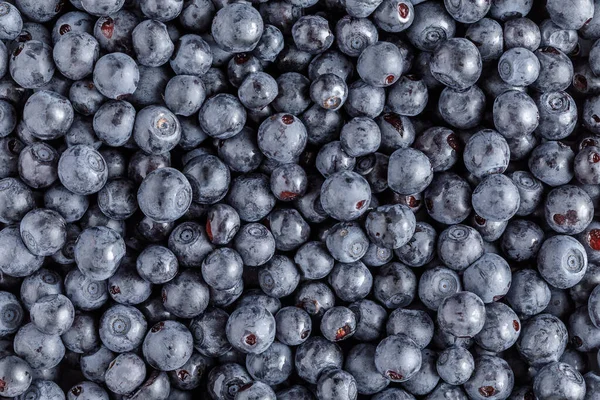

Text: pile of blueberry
xmin=3 ymin=0 xmax=600 ymax=399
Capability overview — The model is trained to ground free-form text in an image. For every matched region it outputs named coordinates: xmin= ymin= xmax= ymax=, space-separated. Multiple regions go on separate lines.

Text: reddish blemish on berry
xmin=281 ymin=114 xmax=294 ymax=125
xmin=386 ymin=370 xmax=403 ymax=381
xmin=234 ymin=53 xmax=250 ymax=64
xmin=59 ymin=24 xmax=71 ymax=35
xmin=572 ymin=336 xmax=583 ymax=348
xmin=109 ymin=286 xmax=121 ymax=295
xmin=279 ymin=191 xmax=298 ymax=200
xmin=301 ymin=330 xmax=310 ymax=339
xmin=493 ymin=295 xmax=504 ymax=302
xmin=71 ymin=386 xmax=82 ymax=396
xmin=245 ymin=334 xmax=257 ymax=346
xmin=335 ymin=325 xmax=352 ymax=340
xmin=398 ymin=2 xmax=410 ymax=18
xmin=425 ymin=199 xmax=433 ymax=211
xmin=447 ymin=133 xmax=461 ymax=151
xmin=55 ymin=0 xmax=65 ymax=12
xmin=101 ymin=18 xmax=115 ymax=39
xmin=385 ymin=75 xmax=395 ymax=85
xmin=239 ymin=382 xmax=254 ymax=391
xmin=513 ymin=320 xmax=520 ymax=331
xmin=13 ymin=45 xmax=23 ymax=57
xmin=474 ymin=215 xmax=486 ymax=225
xmin=593 ymin=115 xmax=600 ymax=124
xmin=479 ymin=386 xmax=496 ymax=397
xmin=206 ymin=219 xmax=213 ymax=242
xmin=383 ymin=113 xmax=404 ymax=133
xmin=151 ymin=322 xmax=165 ymax=333
xmin=591 ymin=152 xmax=600 ymax=163
xmin=161 ymin=289 xmax=167 ymax=303
xmin=356 ymin=199 xmax=367 ymax=209
xmin=177 ymin=370 xmax=190 ymax=381
xmin=553 ymin=210 xmax=579 ymax=226
xmin=585 ymin=17 xmax=594 ymax=25
xmin=17 ymin=31 xmax=31 ymax=42
xmin=87 ymin=82 xmax=95 ymax=90
xmin=588 ymin=229 xmax=600 ymax=251
xmin=582 ymin=138 xmax=597 ymax=148
xmin=407 ymin=196 xmax=420 ymax=208
xmin=574 ymin=74 xmax=588 ymax=91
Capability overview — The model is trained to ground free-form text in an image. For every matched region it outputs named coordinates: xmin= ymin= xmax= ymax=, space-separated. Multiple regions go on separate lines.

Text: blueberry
xmin=532 ymin=47 xmax=574 ymax=92
xmin=345 ymin=343 xmax=390 ymax=395
xmin=295 ymin=282 xmax=335 ymax=317
xmin=53 ymin=32 xmax=99 ymax=80
xmin=438 ymin=291 xmax=486 ymax=338
xmin=0 ymin=2 xmax=23 ymax=40
xmin=93 ymin=52 xmax=139 ymax=100
xmin=436 ymin=345 xmax=474 ymax=386
xmin=406 ymin=1 xmax=455 ymax=51
xmin=424 ymin=172 xmax=472 ymax=224
xmin=534 ymin=362 xmax=586 ymax=400
xmin=274 ymin=306 xmax=312 ymax=346
xmin=345 ymin=79 xmax=386 ymax=118
xmin=326 ymin=221 xmax=369 ymax=262
xmin=64 ymin=269 xmax=108 ymax=311
xmin=505 ymin=269 xmax=551 ymax=318
xmin=463 ymin=253 xmax=512 ymax=303
xmin=493 ymin=90 xmax=539 ymax=139
xmin=438 ymin=84 xmax=486 ymax=129
xmin=0 ymin=355 xmax=32 ymax=397
xmin=535 ymin=90 xmax=577 ymax=140
xmin=9 ymin=41 xmax=55 ymax=89
xmin=472 ymin=174 xmax=520 ymax=222
xmin=320 ymin=170 xmax=371 ymax=221
xmin=329 ymin=260 xmax=373 ymax=302
xmin=295 ymin=336 xmax=343 ymax=384
xmin=212 ymin=3 xmax=263 ymax=53
xmin=357 ymin=41 xmax=404 ymax=87
xmin=464 ymin=355 xmax=514 ymax=400
xmin=538 ymin=235 xmax=588 ymax=289
xmin=143 ymin=320 xmax=194 ymax=371
xmin=14 ymin=322 xmax=65 ymax=369
xmin=465 ymin=18 xmax=503 ymax=62
xmin=23 ymin=90 xmax=74 ymax=140
xmin=501 ymin=219 xmax=544 ymax=262
xmin=0 ymin=225 xmax=44 ymax=278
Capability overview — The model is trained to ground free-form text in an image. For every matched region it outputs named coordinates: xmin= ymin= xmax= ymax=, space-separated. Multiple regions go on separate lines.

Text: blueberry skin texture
xmin=436 ymin=345 xmax=474 ymax=386
xmin=474 ymin=302 xmax=520 ymax=353
xmin=133 ymin=105 xmax=181 ymax=155
xmin=534 ymin=362 xmax=586 ymax=400
xmin=316 ymin=368 xmax=358 ymax=400
xmin=329 ymin=261 xmax=373 ymax=302
xmin=132 ymin=20 xmax=173 ymax=68
xmin=295 ymin=337 xmax=343 ymax=384
xmin=170 ymin=34 xmax=213 ymax=77
xmin=9 ymin=40 xmax=55 ymax=89
xmin=357 ymin=42 xmax=404 ymax=88
xmin=320 ymin=170 xmax=371 ymax=221
xmin=74 ymin=226 xmax=125 ymax=281
xmin=0 ymin=100 xmax=16 ymax=137
xmin=517 ymin=313 xmax=567 ymax=366
xmin=162 ymin=269 xmax=209 ymax=319
xmin=184 ymin=154 xmax=230 ymax=205
xmin=30 ymin=293 xmax=74 ymax=335
xmin=316 ymin=141 xmax=356 ymax=177
xmin=137 ymin=167 xmax=192 ymax=223
xmin=294 ymin=241 xmax=334 ymax=279
xmin=67 ymin=381 xmax=109 ymax=400
xmin=0 ymin=2 xmax=23 ymax=40
xmin=430 ymin=38 xmax=482 ymax=91
xmin=546 ymin=0 xmax=594 ymax=30
xmin=418 ymin=266 xmax=462 ymax=311
xmin=98 ymin=303 xmax=147 ymax=353
xmin=0 ymin=178 xmax=35 ymax=224
xmin=406 ymin=1 xmax=456 ymax=52
xmin=590 ymin=285 xmax=600 ymax=328
xmin=438 ymin=291 xmax=486 ymax=338
xmin=272 ymin=72 xmax=311 ymax=115
xmin=58 ymin=145 xmax=108 ymax=196
xmin=321 ymin=306 xmax=357 ymax=342
xmin=0 ymin=225 xmax=44 ymax=278
xmin=388 ymin=148 xmax=433 ymax=195
xmin=93 ymin=52 xmax=139 ymax=100
xmin=0 ymin=291 xmax=23 ymax=337
xmin=386 ymin=308 xmax=434 ymax=349
xmin=233 ymin=223 xmax=275 ymax=266
xmin=438 ymin=85 xmax=486 ymax=130
xmin=415 ymin=127 xmax=460 ymax=172
xmin=17 ymin=380 xmax=64 ymax=400
xmin=535 ymin=91 xmax=577 ymax=140
xmin=386 ymin=75 xmax=428 ymax=117
xmin=335 ymin=16 xmax=378 ymax=57
xmin=14 ymin=322 xmax=65 ymax=369
xmin=0 ymin=355 xmax=32 ymax=397
xmin=575 ymin=145 xmax=600 ymax=185
xmin=472 ymin=174 xmax=520 ymax=222
xmin=373 ymin=0 xmax=414 ymax=33
xmin=349 ymin=299 xmax=387 ymax=342
xmin=362 ymin=242 xmax=394 ymax=267
xmin=345 ymin=79 xmax=386 ymax=118
xmin=19 ymin=208 xmax=66 ymax=257
xmin=374 ymin=334 xmax=422 ymax=382
xmin=365 ymin=204 xmax=416 ymax=249
xmin=465 ymin=18 xmax=503 ymax=62
xmin=258 ymin=113 xmax=307 ymax=163
xmin=583 ymin=96 xmax=600 ymax=135
xmin=498 ymin=47 xmax=540 ymax=87
xmin=326 ymin=222 xmax=369 ymax=263
xmin=64 ymin=269 xmax=108 ymax=311
xmin=464 ymin=355 xmax=514 ymax=400
xmin=93 ymin=100 xmax=136 ymax=147
xmin=211 ymin=3 xmax=263 ymax=53
xmin=104 ymin=352 xmax=146 ymax=395
xmin=23 ymin=90 xmax=74 ymax=140
xmin=53 ymin=32 xmax=99 ymax=81
xmin=18 ymin=142 xmax=59 ymax=189
xmin=345 ymin=343 xmax=390 ymax=395
xmin=373 ymin=262 xmax=416 ymax=308
xmin=538 ymin=235 xmax=588 ymax=289
xmin=424 ymin=172 xmax=472 ymax=225
xmin=143 ymin=320 xmax=194 ymax=371
xmin=463 ymin=253 xmax=512 ymax=303
xmin=545 ymin=185 xmax=594 ymax=235
xmin=532 ymin=46 xmax=574 ymax=92
xmin=198 ymin=94 xmax=246 ymax=140
xmin=437 ymin=224 xmax=484 ymax=271
xmin=506 ymin=269 xmax=551 ymax=318
xmin=253 ymin=24 xmax=284 ymax=62
xmin=274 ymin=306 xmax=311 ymax=346
xmin=444 ymin=0 xmax=490 ymax=23
xmin=226 ymin=173 xmax=275 ymax=222
xmin=528 ymin=141 xmax=575 ymax=187
xmin=292 ymin=15 xmax=333 ymax=54
xmin=501 ymin=219 xmax=544 ymax=262
xmin=493 ymin=90 xmax=539 ymax=139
